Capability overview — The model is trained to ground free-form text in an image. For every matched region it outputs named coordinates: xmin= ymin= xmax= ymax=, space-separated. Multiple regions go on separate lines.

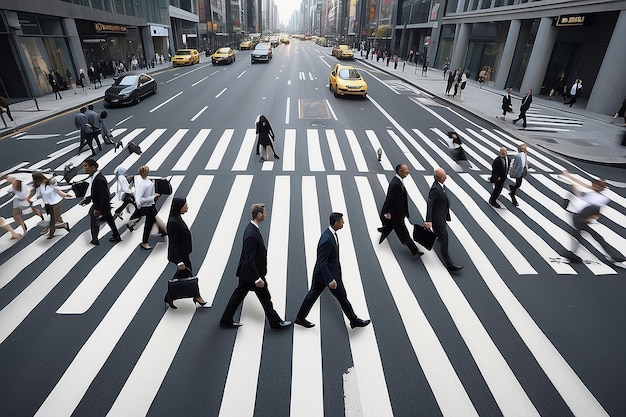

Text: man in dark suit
xmin=220 ymin=203 xmax=291 ymax=329
xmin=425 ymin=168 xmax=463 ymax=272
xmin=489 ymin=147 xmax=509 ymax=208
xmin=82 ymin=159 xmax=121 ymax=245
xmin=294 ymin=212 xmax=370 ymax=329
xmin=497 ymin=87 xmax=513 ymax=121
xmin=513 ymin=88 xmax=533 ymax=128
xmin=379 ymin=164 xmax=422 ymax=256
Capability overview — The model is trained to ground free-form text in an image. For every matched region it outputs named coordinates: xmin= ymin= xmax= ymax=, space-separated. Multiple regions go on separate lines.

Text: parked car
xmin=171 ymin=49 xmax=200 ymax=66
xmin=251 ymin=42 xmax=273 ymax=64
xmin=104 ymin=73 xmax=157 ymax=106
xmin=329 ymin=64 xmax=367 ymax=98
xmin=332 ymin=45 xmax=354 ymax=59
xmin=211 ymin=47 xmax=236 ymax=65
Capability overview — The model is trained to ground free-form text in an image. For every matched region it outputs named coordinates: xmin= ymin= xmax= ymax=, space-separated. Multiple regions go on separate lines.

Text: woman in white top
xmin=113 ymin=166 xmax=136 ymax=220
xmin=127 ymin=165 xmax=166 ymax=250
xmin=31 ymin=171 xmax=72 ymax=239
xmin=2 ymin=174 xmax=44 ymax=233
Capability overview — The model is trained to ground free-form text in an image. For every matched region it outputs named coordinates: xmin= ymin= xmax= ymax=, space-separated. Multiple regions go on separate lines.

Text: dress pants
xmin=490 ymin=180 xmax=506 ymax=202
xmin=90 ymin=205 xmax=120 ymax=241
xmin=433 ymin=222 xmax=453 ymax=267
xmin=390 ymin=221 xmax=419 ymax=255
xmin=296 ymin=277 xmax=357 ymax=322
xmin=510 ymin=177 xmax=524 ymax=196
xmin=78 ymin=130 xmax=96 ymax=154
xmin=130 ymin=205 xmax=157 ymax=244
xmin=221 ymin=278 xmax=282 ymax=326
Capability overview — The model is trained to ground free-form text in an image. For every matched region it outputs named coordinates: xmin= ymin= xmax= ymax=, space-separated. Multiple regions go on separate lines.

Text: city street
xmin=1 ymin=40 xmax=626 ymax=417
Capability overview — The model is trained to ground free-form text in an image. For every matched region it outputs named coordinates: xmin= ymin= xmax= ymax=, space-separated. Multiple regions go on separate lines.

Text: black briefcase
xmin=413 ymin=224 xmax=438 ymax=251
xmin=71 ymin=181 xmax=90 ymax=197
xmin=167 ymin=269 xmax=199 ymax=300
xmin=128 ymin=141 xmax=142 ymax=155
xmin=154 ymin=177 xmax=172 ymax=195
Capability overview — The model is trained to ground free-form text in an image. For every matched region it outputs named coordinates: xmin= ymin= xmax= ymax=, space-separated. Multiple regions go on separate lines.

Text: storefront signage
xmin=95 ymin=23 xmax=127 ymax=33
xmin=555 ymin=15 xmax=588 ymax=27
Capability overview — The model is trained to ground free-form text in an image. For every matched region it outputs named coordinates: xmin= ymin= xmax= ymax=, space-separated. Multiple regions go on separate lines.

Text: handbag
xmin=154 ymin=177 xmax=172 ymax=195
xmin=71 ymin=181 xmax=90 ymax=197
xmin=413 ymin=224 xmax=438 ymax=251
xmin=128 ymin=141 xmax=142 ymax=155
xmin=167 ymin=268 xmax=199 ymax=301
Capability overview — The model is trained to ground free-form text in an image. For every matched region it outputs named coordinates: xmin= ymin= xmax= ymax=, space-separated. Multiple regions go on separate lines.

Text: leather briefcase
xmin=413 ymin=224 xmax=438 ymax=251
xmin=71 ymin=181 xmax=90 ymax=197
xmin=167 ymin=268 xmax=199 ymax=300
xmin=154 ymin=177 xmax=172 ymax=195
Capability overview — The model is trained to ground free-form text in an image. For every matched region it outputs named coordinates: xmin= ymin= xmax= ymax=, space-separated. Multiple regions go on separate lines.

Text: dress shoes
xmin=294 ymin=317 xmax=315 ymax=328
xmin=90 ymin=239 xmax=100 ymax=245
xmin=446 ymin=264 xmax=464 ymax=272
xmin=220 ymin=321 xmax=243 ymax=329
xmin=509 ymin=193 xmax=519 ymax=206
xmin=271 ymin=321 xmax=293 ymax=329
xmin=109 ymin=236 xmax=122 ymax=242
xmin=350 ymin=318 xmax=371 ymax=329
xmin=489 ymin=200 xmax=502 ymax=209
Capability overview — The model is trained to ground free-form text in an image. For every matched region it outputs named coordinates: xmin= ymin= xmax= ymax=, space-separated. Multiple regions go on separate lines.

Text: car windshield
xmin=216 ymin=48 xmax=230 ymax=54
xmin=175 ymin=50 xmax=191 ymax=55
xmin=117 ymin=75 xmax=138 ymax=86
xmin=255 ymin=44 xmax=270 ymax=50
xmin=338 ymin=68 xmax=361 ymax=80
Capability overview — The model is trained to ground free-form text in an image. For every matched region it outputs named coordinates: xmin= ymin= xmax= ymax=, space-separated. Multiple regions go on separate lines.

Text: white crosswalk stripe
xmin=1 ymin=123 xmax=622 ymax=417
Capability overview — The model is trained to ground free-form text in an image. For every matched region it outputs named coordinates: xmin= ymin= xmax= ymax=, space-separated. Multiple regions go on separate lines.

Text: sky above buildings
xmin=275 ymin=0 xmax=299 ymax=25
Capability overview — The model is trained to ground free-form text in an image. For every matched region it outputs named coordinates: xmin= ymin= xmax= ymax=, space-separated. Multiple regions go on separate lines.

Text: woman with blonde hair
xmin=2 ymin=174 xmax=44 ymax=233
xmin=31 ymin=171 xmax=72 ymax=239
xmin=127 ymin=165 xmax=166 ymax=250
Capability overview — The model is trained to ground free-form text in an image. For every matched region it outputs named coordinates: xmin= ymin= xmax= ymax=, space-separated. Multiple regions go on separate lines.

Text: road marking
xmin=149 ymin=91 xmax=183 ymax=113
xmin=215 ymin=87 xmax=227 ymax=98
xmin=206 ymin=129 xmax=234 ymax=170
xmin=307 ymin=129 xmax=324 ymax=171
xmin=325 ymin=129 xmax=346 ymax=171
xmin=192 ymin=76 xmax=208 ymax=86
xmin=191 ymin=105 xmax=208 ymax=121
xmin=232 ymin=128 xmax=257 ymax=171
xmin=147 ymin=129 xmax=188 ymax=171
xmin=174 ymin=129 xmax=211 ymax=171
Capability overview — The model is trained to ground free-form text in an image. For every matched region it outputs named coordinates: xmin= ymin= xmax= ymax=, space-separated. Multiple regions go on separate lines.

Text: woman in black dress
xmin=165 ymin=197 xmax=206 ymax=308
xmin=256 ymin=115 xmax=279 ymax=161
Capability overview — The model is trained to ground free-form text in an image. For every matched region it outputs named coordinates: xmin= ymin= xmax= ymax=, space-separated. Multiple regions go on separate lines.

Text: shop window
xmin=39 ymin=17 xmax=64 ymax=36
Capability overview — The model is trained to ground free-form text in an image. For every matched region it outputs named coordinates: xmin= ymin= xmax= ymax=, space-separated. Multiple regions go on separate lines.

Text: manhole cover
xmin=299 ymin=99 xmax=331 ymax=119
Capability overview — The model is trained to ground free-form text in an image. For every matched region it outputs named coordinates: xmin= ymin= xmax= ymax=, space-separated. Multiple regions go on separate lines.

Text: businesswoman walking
xmin=129 ymin=165 xmax=166 ymax=250
xmin=165 ymin=197 xmax=206 ymax=308
xmin=31 ymin=171 xmax=72 ymax=239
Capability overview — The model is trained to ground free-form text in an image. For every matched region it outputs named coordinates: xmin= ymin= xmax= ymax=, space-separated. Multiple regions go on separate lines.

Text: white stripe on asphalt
xmin=282 ymin=128 xmax=296 ymax=171
xmin=325 ymin=129 xmax=346 ymax=171
xmin=365 ymin=130 xmax=393 ymax=171
xmin=307 ymin=129 xmax=325 ymax=171
xmin=205 ymin=129 xmax=234 ymax=170
xmin=174 ymin=129 xmax=211 ymax=171
xmin=147 ymin=129 xmax=189 ymax=171
xmin=231 ymin=128 xmax=257 ymax=171
xmin=345 ymin=129 xmax=368 ymax=172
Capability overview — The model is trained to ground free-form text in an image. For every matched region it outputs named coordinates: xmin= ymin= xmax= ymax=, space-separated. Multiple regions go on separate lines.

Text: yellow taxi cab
xmin=332 ymin=45 xmax=354 ymax=59
xmin=211 ymin=47 xmax=236 ymax=65
xmin=239 ymin=39 xmax=253 ymax=50
xmin=329 ymin=64 xmax=367 ymax=98
xmin=171 ymin=49 xmax=200 ymax=66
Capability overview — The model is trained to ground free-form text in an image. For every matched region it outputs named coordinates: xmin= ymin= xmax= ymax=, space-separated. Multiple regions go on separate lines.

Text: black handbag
xmin=154 ymin=177 xmax=172 ymax=195
xmin=413 ymin=224 xmax=438 ymax=251
xmin=128 ymin=141 xmax=142 ymax=155
xmin=167 ymin=268 xmax=199 ymax=301
xmin=72 ymin=181 xmax=90 ymax=197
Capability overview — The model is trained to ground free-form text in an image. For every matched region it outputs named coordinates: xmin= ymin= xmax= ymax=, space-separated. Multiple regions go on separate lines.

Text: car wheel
xmin=333 ymin=86 xmax=339 ymax=98
xmin=152 ymin=84 xmax=157 ymax=95
xmin=233 ymin=55 xmax=236 ymax=62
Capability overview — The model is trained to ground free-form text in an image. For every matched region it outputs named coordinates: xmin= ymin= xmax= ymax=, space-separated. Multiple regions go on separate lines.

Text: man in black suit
xmin=489 ymin=147 xmax=509 ymax=208
xmin=220 ymin=203 xmax=292 ymax=329
xmin=513 ymin=88 xmax=533 ymax=128
xmin=82 ymin=159 xmax=121 ymax=245
xmin=425 ymin=168 xmax=463 ymax=272
xmin=497 ymin=87 xmax=513 ymax=121
xmin=294 ymin=212 xmax=370 ymax=329
xmin=379 ymin=164 xmax=422 ymax=256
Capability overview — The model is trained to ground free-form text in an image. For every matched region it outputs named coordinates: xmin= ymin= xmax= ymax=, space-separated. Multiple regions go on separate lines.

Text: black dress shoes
xmin=109 ymin=236 xmax=122 ymax=242
xmin=220 ymin=321 xmax=243 ymax=328
xmin=350 ymin=318 xmax=371 ymax=329
xmin=90 ymin=239 xmax=100 ymax=245
xmin=447 ymin=264 xmax=464 ymax=272
xmin=294 ymin=317 xmax=315 ymax=328
xmin=271 ymin=321 xmax=293 ymax=329
xmin=489 ymin=200 xmax=502 ymax=209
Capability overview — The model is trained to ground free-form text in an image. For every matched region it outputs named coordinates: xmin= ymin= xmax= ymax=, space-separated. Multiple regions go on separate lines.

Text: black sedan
xmin=104 ymin=73 xmax=157 ymax=106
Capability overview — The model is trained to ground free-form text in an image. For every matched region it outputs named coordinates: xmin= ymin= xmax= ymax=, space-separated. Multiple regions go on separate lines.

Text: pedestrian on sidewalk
xmin=548 ymin=72 xmax=566 ymax=100
xmin=445 ymin=69 xmax=456 ymax=96
xmin=508 ymin=143 xmax=528 ymax=207
xmin=66 ymin=68 xmax=77 ymax=94
xmin=561 ymin=170 xmax=625 ymax=265
xmin=78 ymin=69 xmax=88 ymax=94
xmin=478 ymin=67 xmax=487 ymax=88
xmin=610 ymin=96 xmax=626 ymax=126
xmin=497 ymin=88 xmax=513 ymax=121
xmin=48 ymin=71 xmax=62 ymax=100
xmin=443 ymin=62 xmax=449 ymax=79
xmin=513 ymin=89 xmax=533 ymax=128
xmin=0 ymin=95 xmax=14 ymax=128
xmin=488 ymin=147 xmax=509 ymax=208
xmin=564 ymin=79 xmax=582 ymax=107
xmin=394 ymin=55 xmax=398 ymax=69
xmin=85 ymin=105 xmax=103 ymax=152
xmin=459 ymin=69 xmax=468 ymax=101
xmin=452 ymin=70 xmax=462 ymax=98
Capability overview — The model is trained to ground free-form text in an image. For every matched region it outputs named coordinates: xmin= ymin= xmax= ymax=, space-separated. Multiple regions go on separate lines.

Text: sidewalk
xmin=356 ymin=56 xmax=626 ymax=166
xmin=0 ymin=60 xmax=174 ymax=138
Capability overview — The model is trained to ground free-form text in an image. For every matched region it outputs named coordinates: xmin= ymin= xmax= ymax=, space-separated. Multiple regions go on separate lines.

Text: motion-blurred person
xmin=113 ymin=167 xmax=136 ymax=220
xmin=2 ymin=174 xmax=44 ymax=233
xmin=0 ymin=216 xmax=21 ymax=240
xmin=128 ymin=165 xmax=167 ymax=250
xmin=31 ymin=172 xmax=72 ymax=239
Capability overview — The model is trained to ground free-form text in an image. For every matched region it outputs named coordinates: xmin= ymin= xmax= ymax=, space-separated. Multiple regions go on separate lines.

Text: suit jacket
xmin=90 ymin=172 xmax=111 ymax=212
xmin=490 ymin=155 xmax=509 ymax=184
xmin=520 ymin=94 xmax=532 ymax=112
xmin=380 ymin=176 xmax=409 ymax=224
xmin=312 ymin=228 xmax=341 ymax=285
xmin=510 ymin=152 xmax=527 ymax=178
xmin=236 ymin=222 xmax=267 ymax=285
xmin=501 ymin=94 xmax=512 ymax=112
xmin=167 ymin=217 xmax=192 ymax=265
xmin=425 ymin=181 xmax=451 ymax=225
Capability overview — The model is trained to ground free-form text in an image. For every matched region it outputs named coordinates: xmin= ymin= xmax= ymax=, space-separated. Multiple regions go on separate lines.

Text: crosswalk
xmin=0 ymin=124 xmax=624 ymax=416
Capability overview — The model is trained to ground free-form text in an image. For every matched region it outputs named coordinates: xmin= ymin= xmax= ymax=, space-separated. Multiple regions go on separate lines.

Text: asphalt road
xmin=1 ymin=40 xmax=625 ymax=417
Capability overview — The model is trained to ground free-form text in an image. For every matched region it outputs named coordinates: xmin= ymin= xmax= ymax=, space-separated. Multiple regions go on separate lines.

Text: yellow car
xmin=239 ymin=40 xmax=253 ymax=50
xmin=171 ymin=49 xmax=200 ymax=66
xmin=211 ymin=47 xmax=236 ymax=65
xmin=332 ymin=45 xmax=354 ymax=59
xmin=329 ymin=64 xmax=367 ymax=98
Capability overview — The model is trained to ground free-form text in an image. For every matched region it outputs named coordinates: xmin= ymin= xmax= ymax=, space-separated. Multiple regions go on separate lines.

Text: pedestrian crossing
xmin=0 ymin=124 xmax=624 ymax=416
